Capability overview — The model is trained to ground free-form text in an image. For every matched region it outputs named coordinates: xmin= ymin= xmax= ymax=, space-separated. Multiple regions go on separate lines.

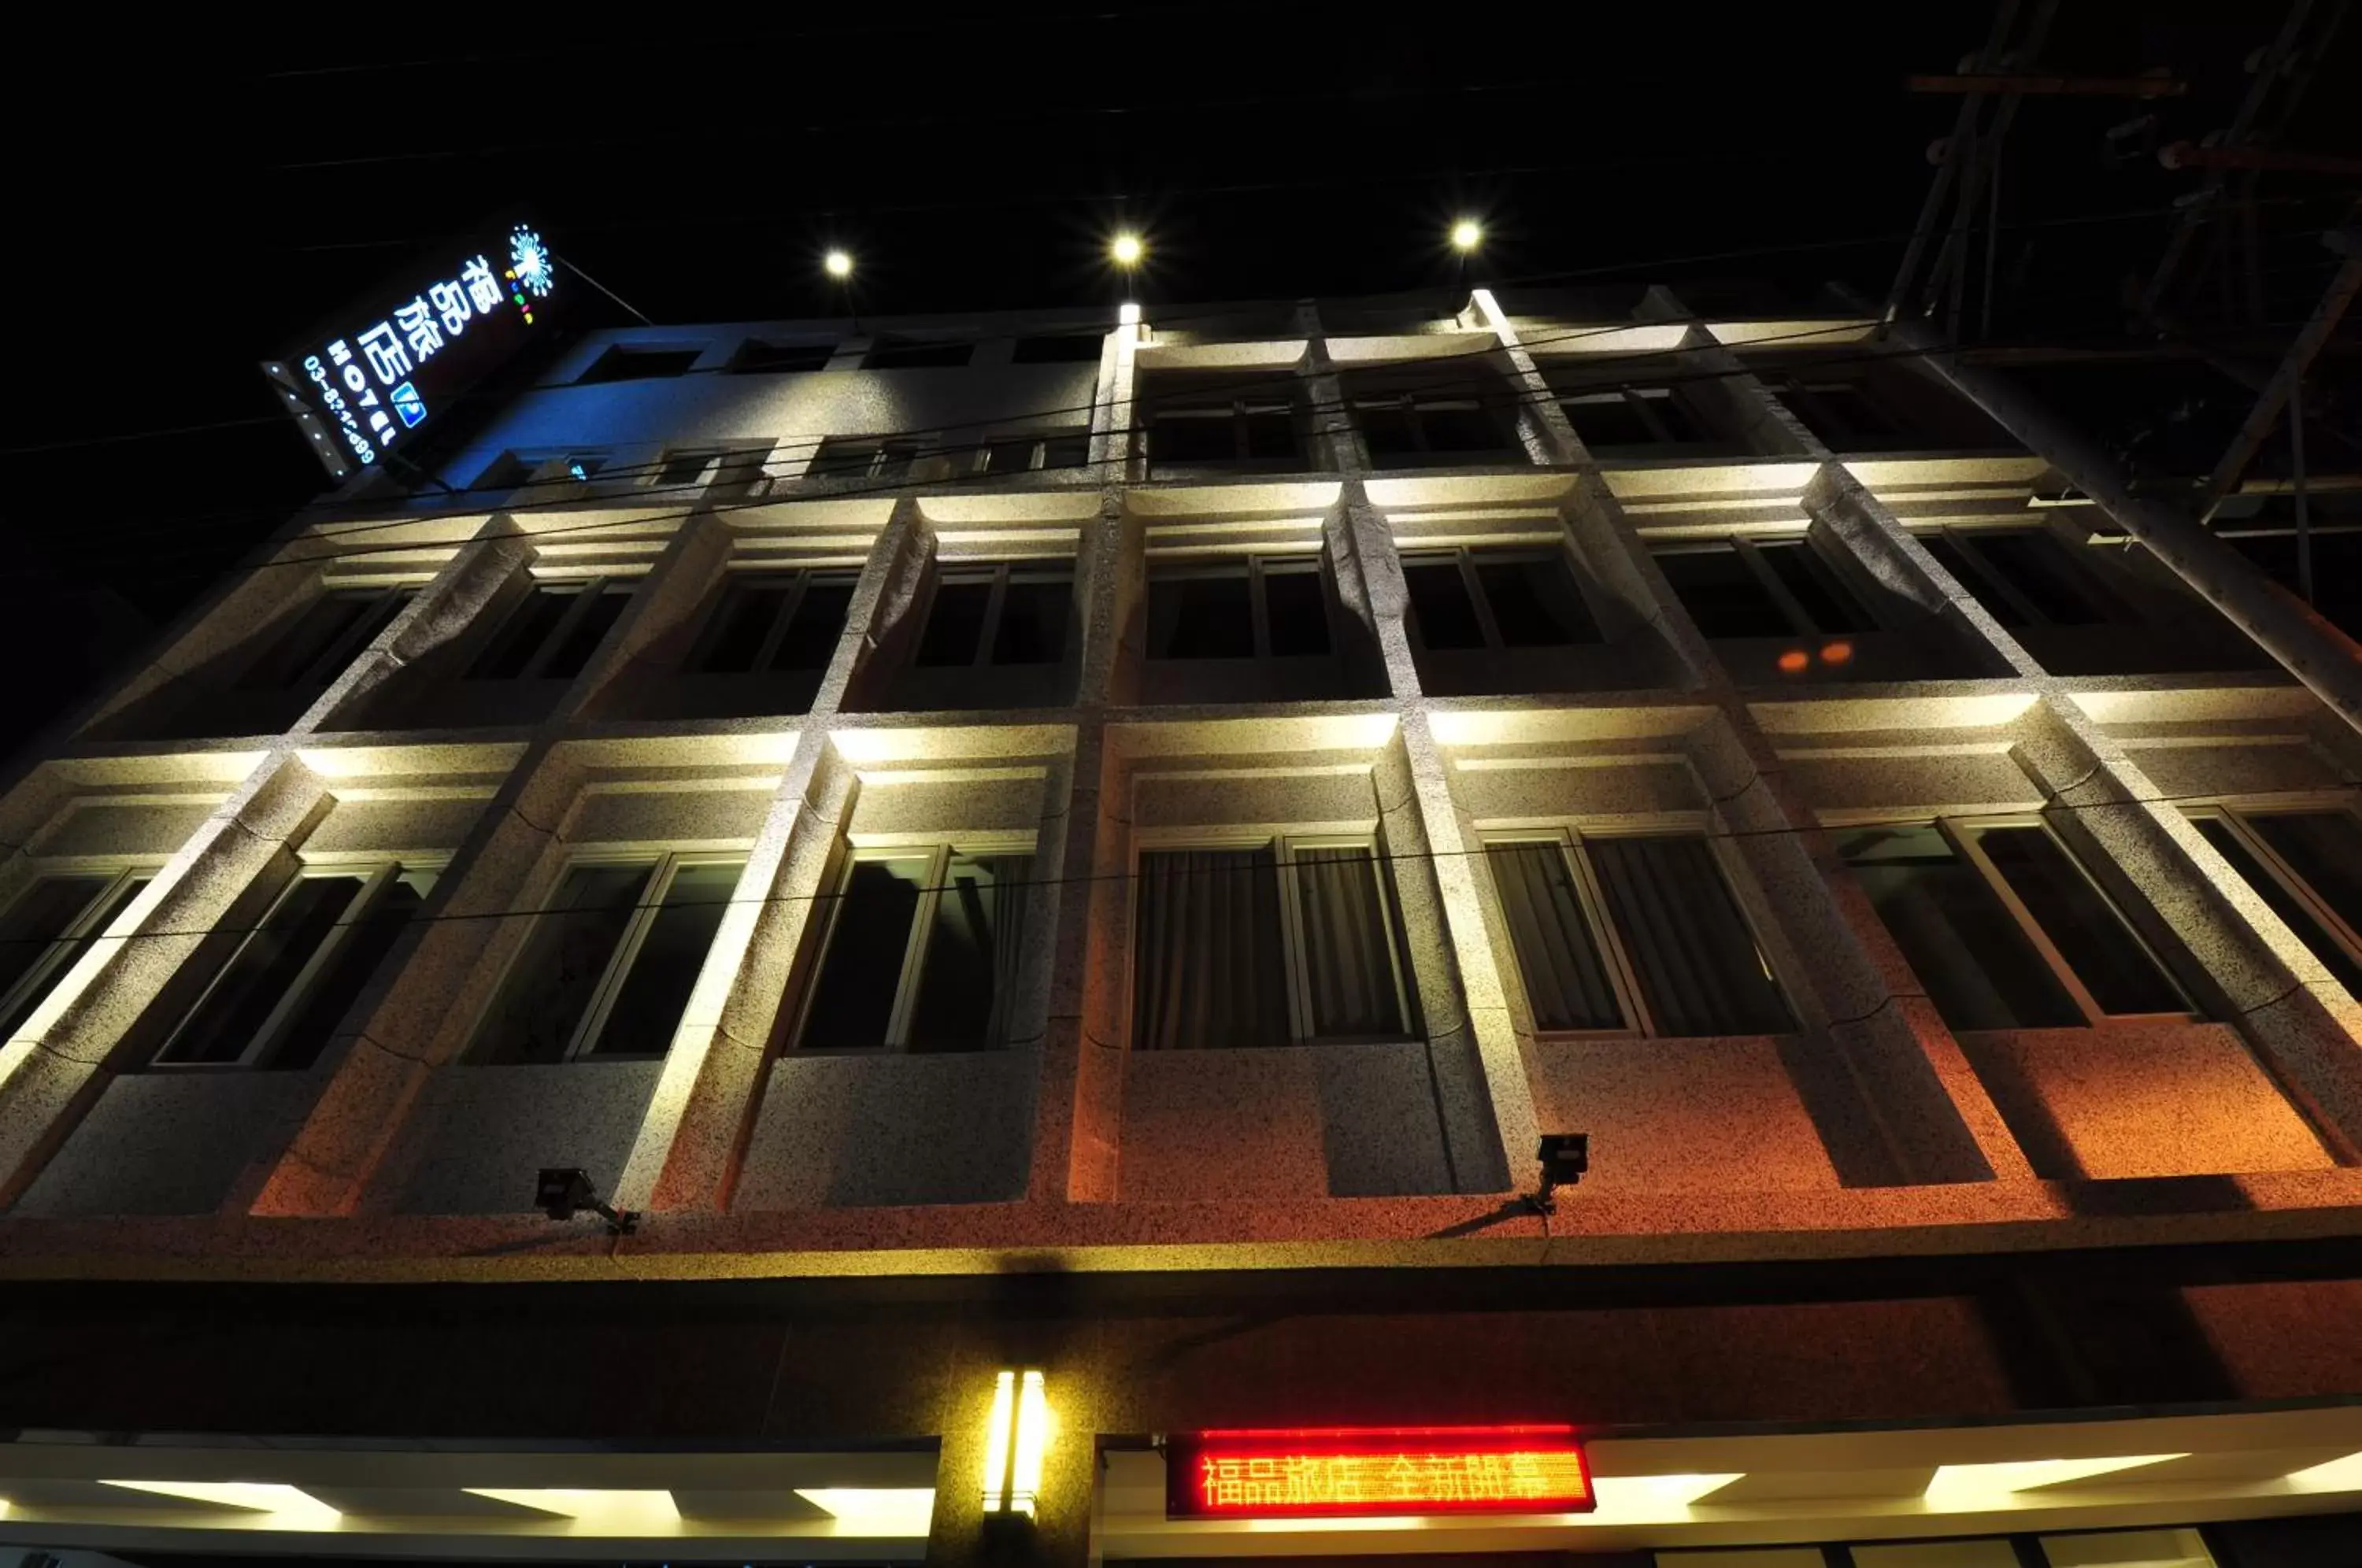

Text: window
xmin=806 ymin=436 xmax=923 ymax=482
xmin=1010 ymin=333 xmax=1105 ymax=364
xmin=1486 ymin=833 xmax=1792 ymax=1037
xmin=1401 ymin=549 xmax=1600 ymax=652
xmin=471 ymin=853 xmax=746 ymax=1064
xmin=151 ymin=866 xmax=435 ymax=1070
xmin=1838 ymin=819 xmax=2192 ymax=1030
xmin=1652 ymin=539 xmax=1871 ymax=638
xmin=476 ymin=452 xmax=606 ymax=497
xmin=466 ymin=579 xmax=634 ymax=681
xmin=2189 ymin=808 xmax=2362 ymax=997
xmin=793 ymin=845 xmax=1033 ymax=1051
xmin=576 ymin=346 xmax=702 ymax=384
xmin=1142 ymin=379 xmax=1306 ymax=474
xmin=1131 ymin=838 xmax=1417 ymax=1048
xmin=655 ymin=449 xmax=721 ymax=489
xmin=730 ymin=339 xmax=836 ymax=374
xmin=1760 ymin=372 xmax=1911 ymax=450
xmin=1349 ymin=382 xmax=1524 ymax=468
xmin=688 ymin=571 xmax=857 ymax=676
xmin=1916 ymin=528 xmax=2111 ymax=628
xmin=976 ymin=429 xmax=1092 ymax=475
xmin=913 ymin=560 xmax=1072 ymax=668
xmin=1146 ymin=557 xmax=1333 ymax=660
xmin=236 ymin=588 xmax=414 ymax=691
xmin=0 ymin=870 xmax=154 ymax=1042
xmin=1552 ymin=381 xmax=1716 ymax=454
xmin=861 ymin=337 xmax=973 ymax=370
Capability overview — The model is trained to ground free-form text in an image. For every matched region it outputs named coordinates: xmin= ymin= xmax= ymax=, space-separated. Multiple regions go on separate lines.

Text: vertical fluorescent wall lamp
xmin=1523 ymin=1133 xmax=1589 ymax=1215
xmin=979 ymin=1369 xmax=1053 ymax=1522
xmin=535 ymin=1167 xmax=638 ymax=1236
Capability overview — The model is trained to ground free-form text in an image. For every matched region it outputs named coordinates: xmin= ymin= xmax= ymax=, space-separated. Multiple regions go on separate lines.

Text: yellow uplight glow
xmin=1110 ymin=232 xmax=1145 ymax=268
xmin=1589 ymin=1472 xmax=1744 ymax=1520
xmin=99 ymin=1481 xmax=340 ymax=1525
xmin=981 ymin=1369 xmax=1018 ymax=1513
xmin=824 ymin=250 xmax=853 ymax=279
xmin=796 ymin=1487 xmax=938 ymax=1535
xmin=2286 ymin=1450 xmax=2362 ymax=1492
xmin=1011 ymin=1369 xmax=1052 ymax=1518
xmin=1450 ymin=219 xmax=1483 ymax=252
xmin=1923 ymin=1455 xmax=2186 ymax=1511
xmin=462 ymin=1488 xmax=682 ymax=1527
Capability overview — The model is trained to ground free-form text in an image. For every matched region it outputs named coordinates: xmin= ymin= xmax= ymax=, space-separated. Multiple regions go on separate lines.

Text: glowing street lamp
xmin=1109 ymin=231 xmax=1145 ymax=269
xmin=824 ymin=249 xmax=853 ymax=279
xmin=1450 ymin=219 xmax=1483 ymax=253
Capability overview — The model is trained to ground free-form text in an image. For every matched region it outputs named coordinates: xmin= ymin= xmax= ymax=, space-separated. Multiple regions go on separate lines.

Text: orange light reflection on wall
xmin=1166 ymin=1426 xmax=1594 ymax=1518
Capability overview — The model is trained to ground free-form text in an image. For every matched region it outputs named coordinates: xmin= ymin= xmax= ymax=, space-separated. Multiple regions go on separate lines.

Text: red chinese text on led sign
xmin=1164 ymin=1426 xmax=1595 ymax=1518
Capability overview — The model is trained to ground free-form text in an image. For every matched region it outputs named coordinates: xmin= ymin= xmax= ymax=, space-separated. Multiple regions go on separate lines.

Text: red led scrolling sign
xmin=1165 ymin=1426 xmax=1595 ymax=1518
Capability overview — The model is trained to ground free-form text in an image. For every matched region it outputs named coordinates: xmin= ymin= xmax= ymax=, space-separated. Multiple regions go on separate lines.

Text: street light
xmin=1109 ymin=231 xmax=1145 ymax=268
xmin=824 ymin=250 xmax=857 ymax=331
xmin=1450 ymin=219 xmax=1483 ymax=253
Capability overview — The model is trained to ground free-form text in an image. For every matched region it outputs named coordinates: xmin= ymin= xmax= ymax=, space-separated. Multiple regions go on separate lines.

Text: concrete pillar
xmin=0 ymin=753 xmax=331 ymax=1204
xmin=1886 ymin=316 xmax=2362 ymax=734
xmin=305 ymin=528 xmax=535 ymax=733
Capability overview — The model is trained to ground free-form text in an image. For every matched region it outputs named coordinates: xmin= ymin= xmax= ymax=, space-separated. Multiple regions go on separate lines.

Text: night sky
xmin=7 ymin=5 xmax=2345 ymax=630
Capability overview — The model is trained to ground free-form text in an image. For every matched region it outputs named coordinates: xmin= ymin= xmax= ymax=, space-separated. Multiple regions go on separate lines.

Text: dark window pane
xmin=541 ymin=588 xmax=630 ymax=680
xmin=468 ymin=588 xmax=572 ymax=679
xmin=1586 ymin=835 xmax=1794 ymax=1036
xmin=906 ymin=853 xmax=1010 ymax=1052
xmin=1475 ymin=555 xmax=1597 ymax=646
xmin=800 ymin=856 xmax=927 ymax=1050
xmin=1263 ymin=565 xmax=1332 ymax=656
xmin=1756 ymin=542 xmax=1871 ymax=634
xmin=807 ymin=439 xmax=877 ymax=479
xmin=983 ymin=438 xmax=1038 ymax=475
xmin=1919 ymin=534 xmax=2027 ymax=627
xmin=772 ymin=579 xmax=853 ymax=671
xmin=0 ymin=875 xmax=120 ymax=1036
xmin=1840 ymin=824 xmax=2082 ymax=1030
xmin=1131 ymin=848 xmax=1290 ymax=1049
xmin=696 ymin=581 xmax=794 ymax=674
xmin=1290 ymin=847 xmax=1407 ymax=1038
xmin=657 ymin=451 xmax=715 ymax=487
xmin=2195 ymin=819 xmax=2362 ymax=999
xmin=1403 ymin=560 xmax=1486 ymax=650
xmin=2246 ymin=812 xmax=2362 ymax=937
xmin=1488 ymin=842 xmax=1625 ymax=1030
xmin=1975 ymin=826 xmax=2188 ymax=1015
xmin=240 ymin=593 xmax=393 ymax=691
xmin=873 ymin=441 xmax=920 ymax=482
xmin=272 ymin=871 xmax=431 ymax=1071
xmin=588 ymin=860 xmax=742 ymax=1057
xmin=1790 ymin=380 xmax=1905 ymax=449
xmin=992 ymin=573 xmax=1071 ymax=665
xmin=1357 ymin=401 xmax=1420 ymax=461
xmin=1242 ymin=407 xmax=1300 ymax=460
xmin=1636 ymin=390 xmax=1708 ymax=442
xmin=1560 ymin=394 xmax=1657 ymax=450
xmin=1975 ymin=531 xmax=2107 ymax=625
xmin=1011 ymin=334 xmax=1104 ymax=364
xmin=157 ymin=875 xmax=368 ymax=1066
xmin=576 ymin=346 xmax=700 ymax=384
xmin=1420 ymin=402 xmax=1509 ymax=455
xmin=916 ymin=579 xmax=992 ymax=666
xmin=473 ymin=864 xmax=653 ymax=1064
xmin=1153 ymin=412 xmax=1237 ymax=465
xmin=1147 ymin=571 xmax=1254 ymax=660
xmin=1040 ymin=431 xmax=1091 ymax=470
xmin=1653 ymin=546 xmax=1794 ymax=638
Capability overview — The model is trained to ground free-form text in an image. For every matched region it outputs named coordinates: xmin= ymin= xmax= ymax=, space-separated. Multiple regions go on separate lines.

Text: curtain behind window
xmin=1290 ymin=847 xmax=1406 ymax=1038
xmin=1586 ymin=835 xmax=1793 ymax=1036
xmin=1132 ymin=849 xmax=1289 ymax=1049
xmin=1487 ymin=841 xmax=1625 ymax=1030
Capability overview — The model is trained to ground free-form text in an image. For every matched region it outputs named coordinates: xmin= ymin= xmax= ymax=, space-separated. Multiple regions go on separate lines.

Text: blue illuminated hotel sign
xmin=264 ymin=223 xmax=557 ymax=479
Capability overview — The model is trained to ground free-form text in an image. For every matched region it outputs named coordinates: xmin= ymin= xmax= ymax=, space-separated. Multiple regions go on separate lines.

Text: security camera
xmin=535 ymin=1167 xmax=638 ymax=1235
xmin=1525 ymin=1133 xmax=1590 ymax=1215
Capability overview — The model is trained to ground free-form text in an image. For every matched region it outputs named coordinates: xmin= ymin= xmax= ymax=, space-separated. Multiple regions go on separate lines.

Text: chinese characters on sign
xmin=264 ymin=224 xmax=557 ymax=479
xmin=1164 ymin=1426 xmax=1594 ymax=1519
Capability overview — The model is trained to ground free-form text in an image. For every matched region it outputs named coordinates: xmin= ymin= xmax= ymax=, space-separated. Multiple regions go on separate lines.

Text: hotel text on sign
xmin=1164 ymin=1426 xmax=1594 ymax=1518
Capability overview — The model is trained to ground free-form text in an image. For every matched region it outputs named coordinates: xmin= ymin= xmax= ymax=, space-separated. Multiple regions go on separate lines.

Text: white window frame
xmin=476 ymin=849 xmax=747 ymax=1064
xmin=1125 ymin=831 xmax=1416 ymax=1046
xmin=916 ymin=559 xmax=1075 ymax=670
xmin=807 ymin=435 xmax=924 ymax=482
xmin=973 ymin=428 xmax=1091 ymax=477
xmin=1144 ymin=553 xmax=1335 ymax=662
xmin=1917 ymin=815 xmax=2198 ymax=1026
xmin=686 ymin=568 xmax=858 ymax=675
xmin=2184 ymin=800 xmax=2362 ymax=982
xmin=150 ymin=860 xmax=441 ymax=1071
xmin=790 ymin=839 xmax=1034 ymax=1054
xmin=1399 ymin=545 xmax=1603 ymax=653
xmin=0 ymin=864 xmax=161 ymax=1034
